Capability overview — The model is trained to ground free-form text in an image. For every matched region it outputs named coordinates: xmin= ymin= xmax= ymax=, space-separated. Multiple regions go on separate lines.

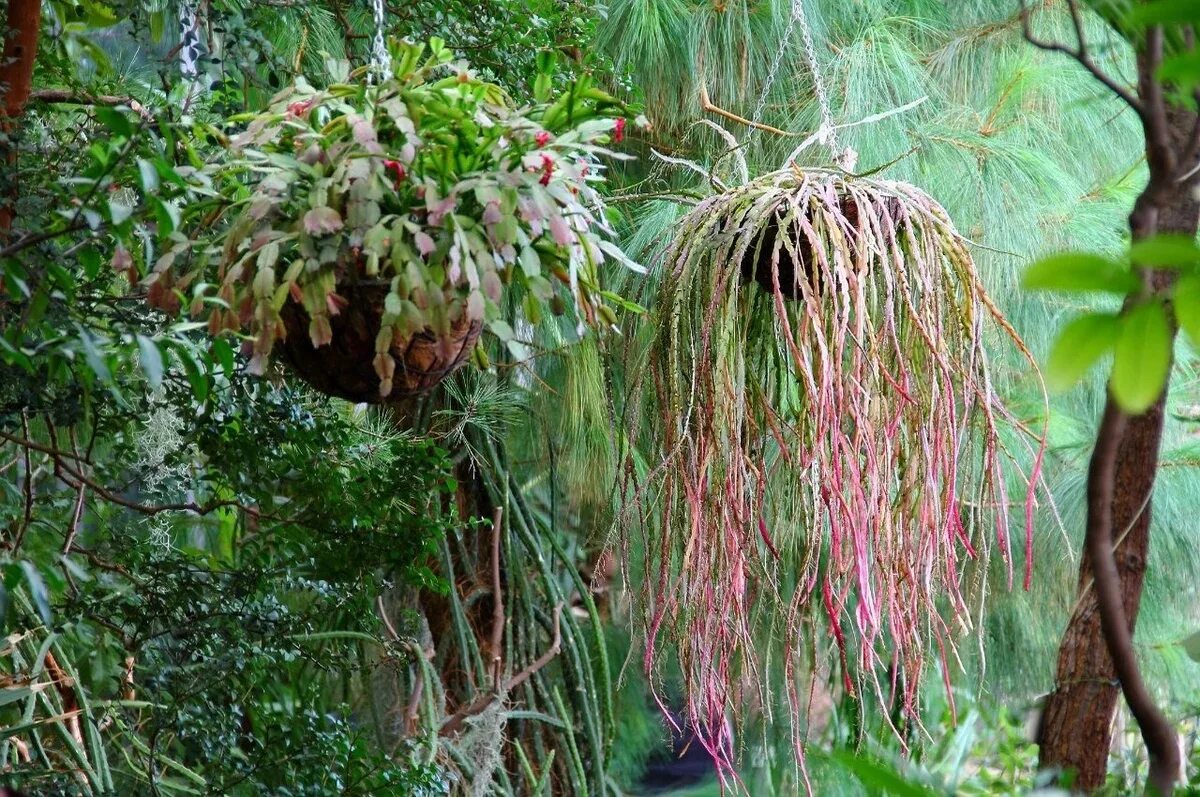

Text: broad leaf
xmin=1174 ymin=274 xmax=1200 ymax=348
xmin=1128 ymin=0 xmax=1200 ymax=25
xmin=1111 ymin=301 xmax=1172 ymax=413
xmin=1022 ymin=253 xmax=1139 ymax=294
xmin=1160 ymin=51 xmax=1200 ymax=90
xmin=1182 ymin=630 xmax=1200 ymax=663
xmin=1128 ymin=234 xmax=1200 ymax=268
xmin=136 ymin=334 xmax=164 ymax=389
xmin=19 ymin=562 xmax=51 ymax=625
xmin=1047 ymin=313 xmax=1121 ymax=392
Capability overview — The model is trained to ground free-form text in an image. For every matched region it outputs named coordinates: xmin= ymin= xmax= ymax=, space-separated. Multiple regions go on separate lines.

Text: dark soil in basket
xmin=277 ymin=282 xmax=481 ymax=403
xmin=737 ymin=194 xmax=900 ymax=299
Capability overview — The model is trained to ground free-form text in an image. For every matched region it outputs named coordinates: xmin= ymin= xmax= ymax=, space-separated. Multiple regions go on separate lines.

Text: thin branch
xmin=439 ymin=604 xmax=563 ymax=737
xmin=1018 ymin=0 xmax=1144 ymax=115
xmin=9 ymin=413 xmax=34 ymax=551
xmin=0 ymin=219 xmax=89 ymax=257
xmin=61 ymin=482 xmax=87 ymax=555
xmin=1140 ymin=26 xmax=1174 ymax=176
xmin=698 ymin=81 xmax=797 ymax=138
xmin=29 ymin=89 xmax=149 ymax=119
xmin=1 ymin=429 xmax=250 ymax=517
xmin=488 ymin=507 xmax=505 ymax=691
xmin=376 ymin=594 xmax=402 ymax=641
xmin=1086 ymin=403 xmax=1180 ymax=794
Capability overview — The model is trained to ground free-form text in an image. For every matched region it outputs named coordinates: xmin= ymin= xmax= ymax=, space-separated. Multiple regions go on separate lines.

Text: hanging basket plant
xmin=148 ymin=40 xmax=643 ymax=401
xmin=631 ymin=166 xmax=1045 ymax=772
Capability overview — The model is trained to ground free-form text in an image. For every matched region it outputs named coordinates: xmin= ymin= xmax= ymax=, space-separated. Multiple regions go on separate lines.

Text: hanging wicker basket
xmin=277 ymin=281 xmax=481 ymax=404
xmin=737 ymin=189 xmax=903 ymax=299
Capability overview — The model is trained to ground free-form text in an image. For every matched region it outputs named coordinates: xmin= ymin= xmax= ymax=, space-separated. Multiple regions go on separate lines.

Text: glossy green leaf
xmin=1128 ymin=234 xmax=1200 ymax=268
xmin=94 ymin=106 xmax=132 ymax=138
xmin=1022 ymin=253 xmax=1139 ymax=294
xmin=19 ymin=561 xmax=51 ymax=625
xmin=1047 ymin=313 xmax=1121 ymax=392
xmin=1128 ymin=0 xmax=1200 ymax=25
xmin=1182 ymin=630 xmax=1200 ymax=663
xmin=1111 ymin=301 xmax=1172 ymax=414
xmin=137 ymin=158 xmax=160 ymax=192
xmin=1174 ymin=274 xmax=1200 ymax=348
xmin=1159 ymin=51 xmax=1200 ymax=90
xmin=136 ymin=334 xmax=164 ymax=389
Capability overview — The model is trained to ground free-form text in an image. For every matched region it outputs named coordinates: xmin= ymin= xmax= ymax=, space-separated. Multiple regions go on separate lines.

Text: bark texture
xmin=0 ymin=0 xmax=42 ymax=235
xmin=1038 ymin=103 xmax=1200 ymax=791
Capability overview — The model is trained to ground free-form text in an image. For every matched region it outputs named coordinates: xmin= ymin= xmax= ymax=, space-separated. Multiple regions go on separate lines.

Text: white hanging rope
xmin=369 ymin=0 xmax=391 ymax=82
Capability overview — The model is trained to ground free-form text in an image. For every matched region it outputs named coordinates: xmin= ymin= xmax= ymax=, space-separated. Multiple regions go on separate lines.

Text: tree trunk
xmin=0 ymin=0 xmax=42 ymax=235
xmin=1038 ymin=107 xmax=1200 ymax=791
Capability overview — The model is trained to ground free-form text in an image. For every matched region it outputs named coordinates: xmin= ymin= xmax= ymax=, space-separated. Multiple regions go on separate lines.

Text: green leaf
xmin=1046 ymin=313 xmax=1122 ymax=392
xmin=137 ymin=158 xmax=160 ymax=192
xmin=108 ymin=197 xmax=133 ymax=226
xmin=1174 ymin=274 xmax=1200 ymax=348
xmin=1159 ymin=51 xmax=1200 ymax=90
xmin=1129 ymin=0 xmax=1200 ymax=25
xmin=210 ymin=337 xmax=236 ymax=377
xmin=79 ymin=247 xmax=102 ymax=279
xmin=1022 ymin=253 xmax=1139 ymax=294
xmin=19 ymin=562 xmax=51 ymax=625
xmin=151 ymin=196 xmax=181 ymax=235
xmin=820 ymin=750 xmax=940 ymax=797
xmin=136 ymin=334 xmax=164 ymax=389
xmin=76 ymin=326 xmax=112 ymax=382
xmin=170 ymin=343 xmax=210 ymax=403
xmin=1128 ymin=234 xmax=1200 ymax=268
xmin=94 ymin=106 xmax=132 ymax=138
xmin=1182 ymin=630 xmax=1200 ymax=663
xmin=1111 ymin=301 xmax=1172 ymax=413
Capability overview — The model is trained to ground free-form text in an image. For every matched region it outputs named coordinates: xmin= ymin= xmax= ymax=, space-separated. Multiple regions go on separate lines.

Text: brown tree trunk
xmin=1038 ymin=106 xmax=1200 ymax=791
xmin=0 ymin=0 xmax=42 ymax=236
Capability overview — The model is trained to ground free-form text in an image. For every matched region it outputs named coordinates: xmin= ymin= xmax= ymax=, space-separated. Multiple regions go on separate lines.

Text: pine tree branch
xmin=1018 ymin=0 xmax=1144 ymax=115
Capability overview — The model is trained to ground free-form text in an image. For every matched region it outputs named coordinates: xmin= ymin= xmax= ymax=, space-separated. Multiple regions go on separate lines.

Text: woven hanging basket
xmin=737 ymin=189 xmax=903 ymax=299
xmin=277 ymin=281 xmax=481 ymax=403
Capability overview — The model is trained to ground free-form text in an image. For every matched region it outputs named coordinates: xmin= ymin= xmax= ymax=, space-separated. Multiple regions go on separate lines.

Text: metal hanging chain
xmin=369 ymin=0 xmax=391 ymax=82
xmin=793 ymin=0 xmax=844 ymax=161
xmin=748 ymin=0 xmax=804 ymax=129
xmin=749 ymin=0 xmax=854 ymax=170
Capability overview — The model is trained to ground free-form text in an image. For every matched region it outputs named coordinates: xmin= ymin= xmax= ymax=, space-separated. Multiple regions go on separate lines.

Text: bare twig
xmin=698 ymin=81 xmax=797 ymax=137
xmin=29 ymin=90 xmax=152 ymax=120
xmin=376 ymin=594 xmax=401 ymax=641
xmin=61 ymin=482 xmax=87 ymax=555
xmin=488 ymin=507 xmax=505 ymax=691
xmin=9 ymin=413 xmax=35 ymax=552
xmin=0 ymin=218 xmax=90 ymax=257
xmin=0 ymin=429 xmax=255 ymax=518
xmin=1018 ymin=0 xmax=1144 ymax=115
xmin=439 ymin=604 xmax=563 ymax=737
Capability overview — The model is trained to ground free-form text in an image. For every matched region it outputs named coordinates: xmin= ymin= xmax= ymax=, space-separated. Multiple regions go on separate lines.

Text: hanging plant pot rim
xmin=277 ymin=278 xmax=481 ymax=403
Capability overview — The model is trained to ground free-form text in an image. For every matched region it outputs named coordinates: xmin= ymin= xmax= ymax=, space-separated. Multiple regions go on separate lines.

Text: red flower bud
xmin=287 ymin=99 xmax=315 ymax=117
xmin=382 ymin=159 xmax=406 ymax=186
xmin=535 ymin=130 xmax=552 ymax=147
xmin=614 ymin=117 xmax=626 ymax=143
